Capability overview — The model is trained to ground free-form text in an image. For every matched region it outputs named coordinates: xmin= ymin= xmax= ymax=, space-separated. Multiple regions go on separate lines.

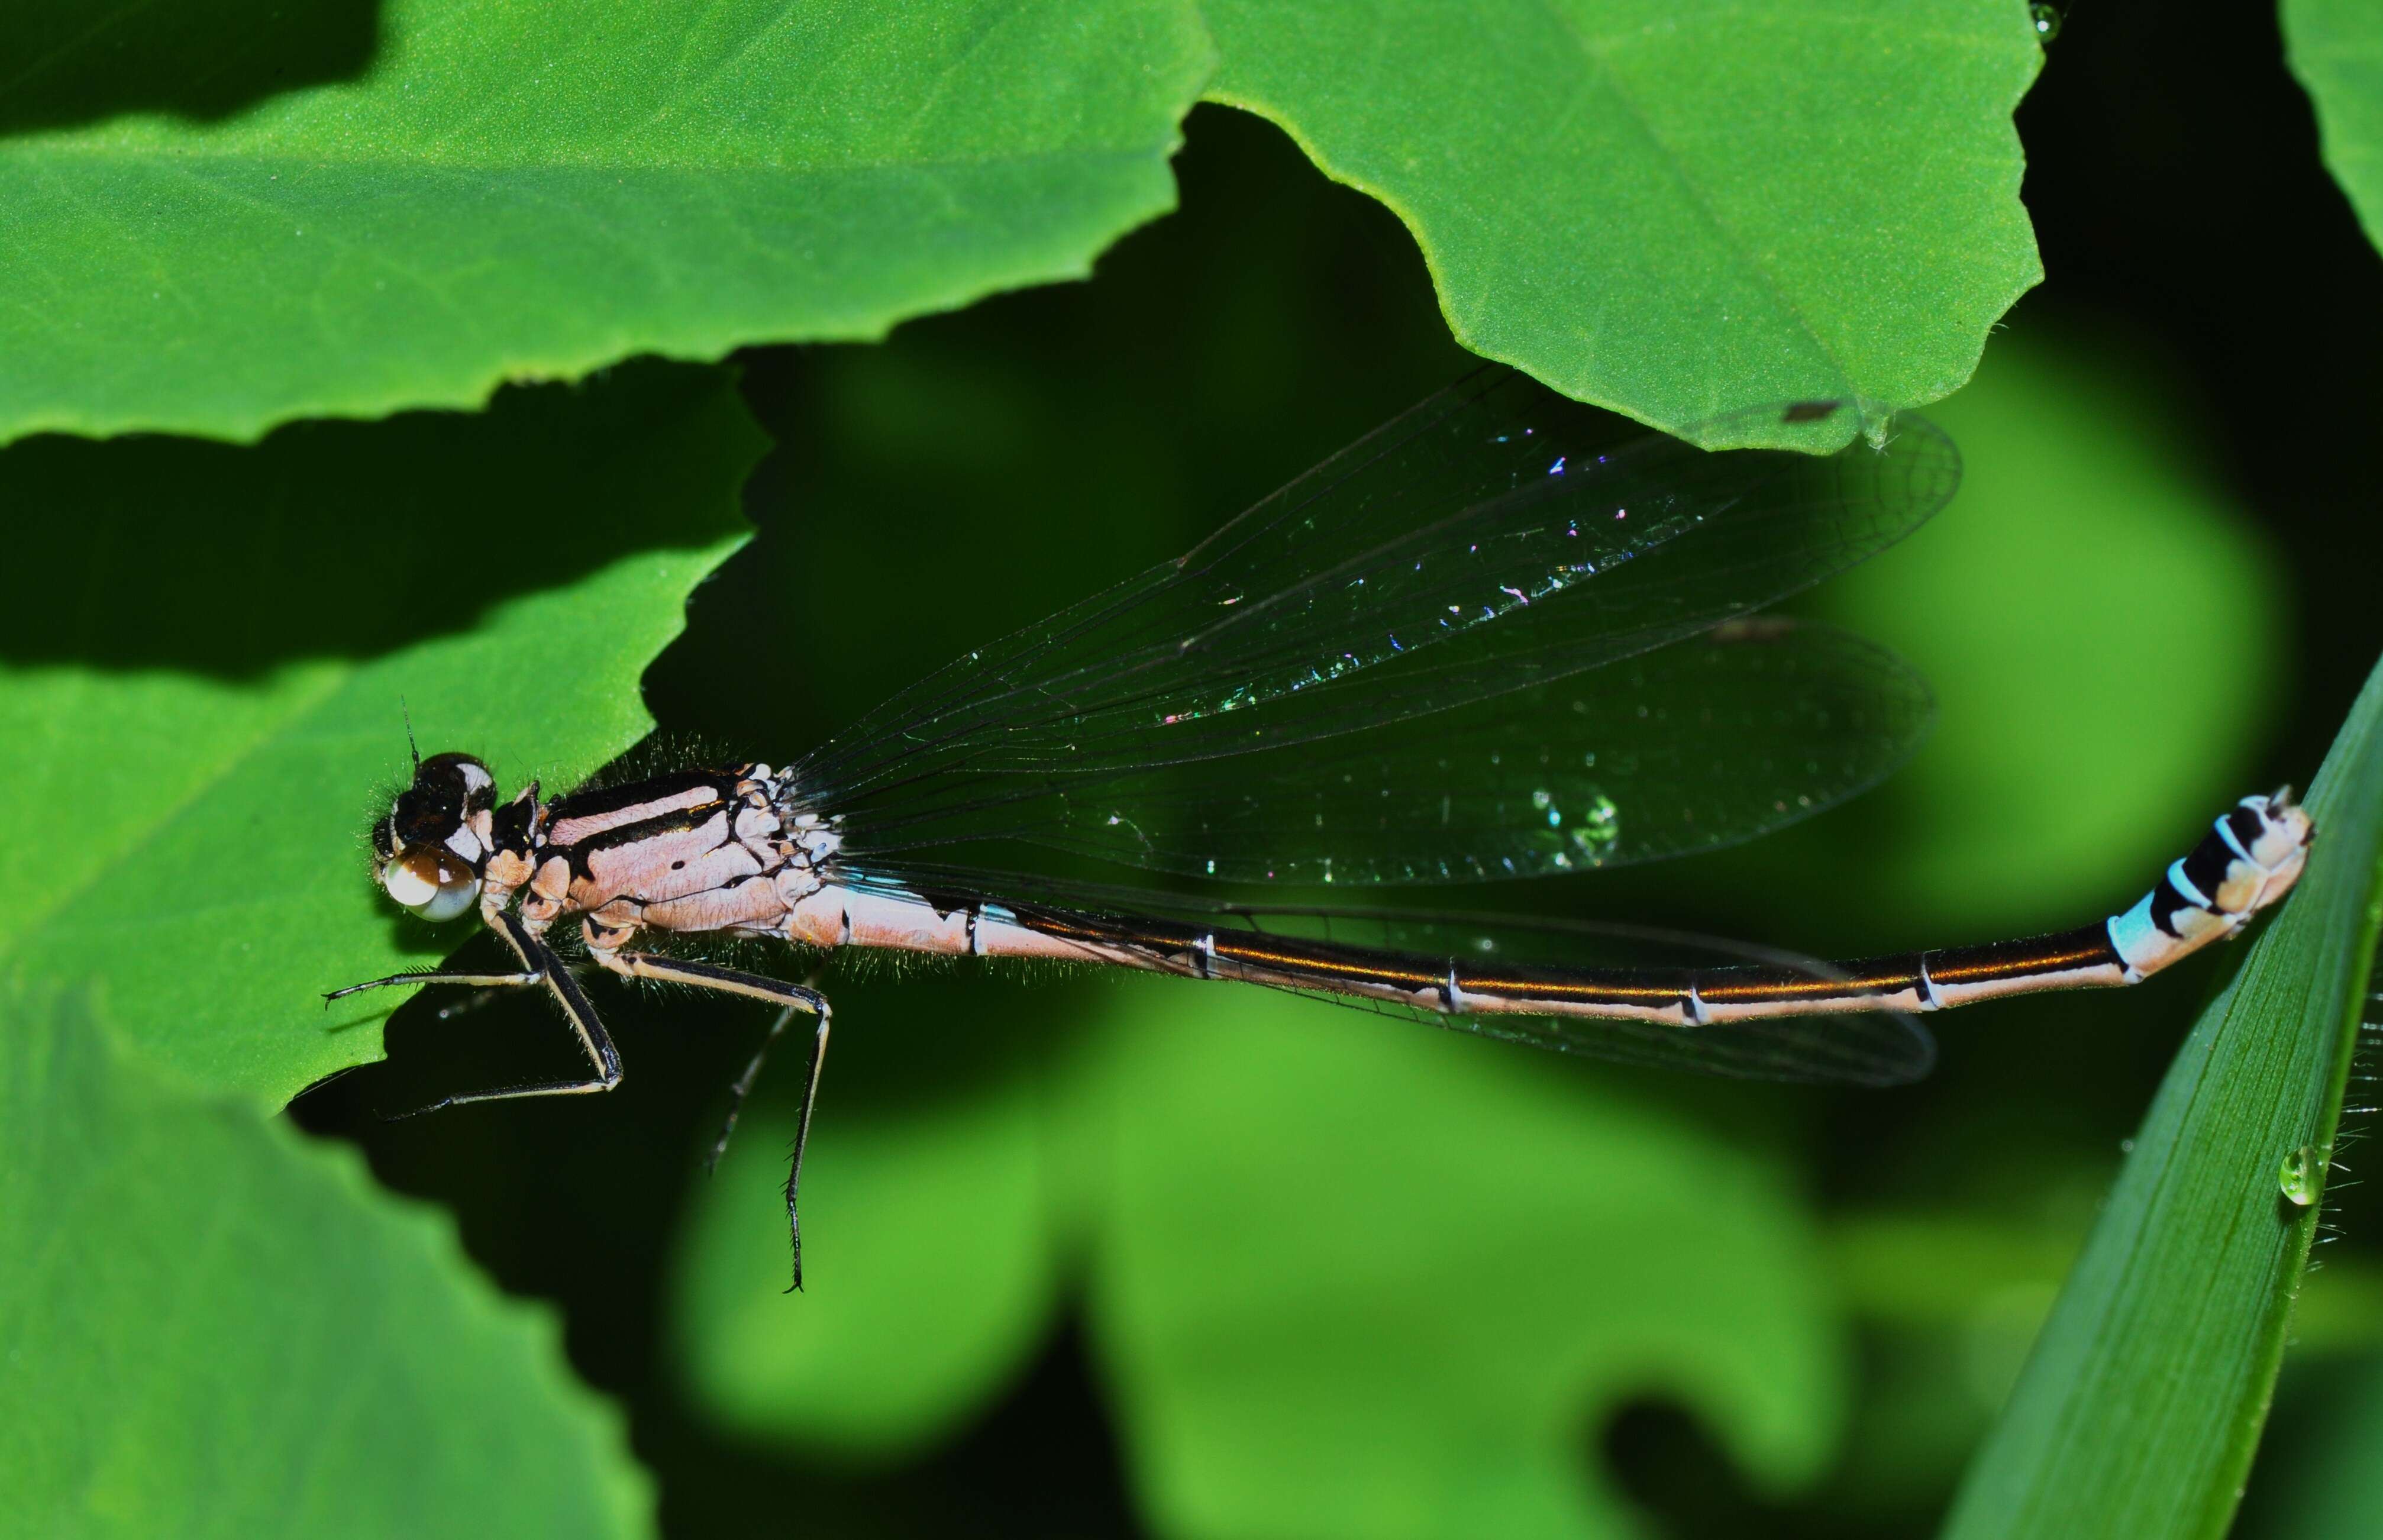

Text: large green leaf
xmin=0 ymin=1 xmax=1212 ymax=443
xmin=0 ymin=984 xmax=650 ymax=1538
xmin=1202 ymin=0 xmax=2043 ymax=443
xmin=2285 ymin=0 xmax=2383 ymax=255
xmin=1080 ymin=982 xmax=1840 ymax=1540
xmin=1940 ymin=648 xmax=2383 ymax=1539
xmin=0 ymin=361 xmax=755 ymax=1105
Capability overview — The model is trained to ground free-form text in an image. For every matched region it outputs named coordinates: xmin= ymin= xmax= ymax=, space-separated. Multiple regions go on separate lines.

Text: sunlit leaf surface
xmin=0 ymin=1 xmax=1212 ymax=443
xmin=1202 ymin=0 xmax=2043 ymax=443
xmin=0 ymin=988 xmax=650 ymax=1538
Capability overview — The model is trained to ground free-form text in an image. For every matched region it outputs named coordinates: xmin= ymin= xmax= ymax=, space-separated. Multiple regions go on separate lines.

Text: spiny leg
xmin=326 ymin=966 xmax=542 ymax=1001
xmin=376 ymin=912 xmax=625 ymax=1117
xmin=431 ymin=957 xmax=603 ymax=1022
xmin=781 ymin=1010 xmax=831 ymax=1293
xmin=600 ymin=949 xmax=833 ymax=1290
xmin=711 ymin=1005 xmax=795 ymax=1172
xmin=697 ymin=968 xmax=830 ymax=1171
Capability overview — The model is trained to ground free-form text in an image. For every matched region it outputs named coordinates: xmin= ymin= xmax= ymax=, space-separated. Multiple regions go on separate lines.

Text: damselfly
xmin=330 ymin=369 xmax=2313 ymax=1286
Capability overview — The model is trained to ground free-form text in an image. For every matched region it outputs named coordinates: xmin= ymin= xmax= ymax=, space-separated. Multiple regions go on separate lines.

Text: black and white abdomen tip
xmin=2106 ymin=790 xmax=2314 ymax=982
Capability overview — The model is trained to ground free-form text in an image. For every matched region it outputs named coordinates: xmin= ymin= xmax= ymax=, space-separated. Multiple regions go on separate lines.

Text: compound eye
xmin=382 ymin=848 xmax=482 ymax=923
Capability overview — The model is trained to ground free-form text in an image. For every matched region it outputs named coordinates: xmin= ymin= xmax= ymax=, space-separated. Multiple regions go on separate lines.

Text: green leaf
xmin=0 ymin=0 xmax=1213 ymax=443
xmin=0 ymin=361 xmax=755 ymax=1105
xmin=0 ymin=983 xmax=651 ymax=1538
xmin=1080 ymin=980 xmax=1843 ymax=1540
xmin=1202 ymin=0 xmax=2043 ymax=443
xmin=1940 ymin=648 xmax=2383 ymax=1540
xmin=667 ymin=1070 xmax=1063 ymax=1457
xmin=2285 ymin=0 xmax=2383 ymax=256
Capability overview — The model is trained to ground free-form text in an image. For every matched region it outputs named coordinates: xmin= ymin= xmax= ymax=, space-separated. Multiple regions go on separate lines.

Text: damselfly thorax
xmin=330 ymin=369 xmax=2316 ymax=1290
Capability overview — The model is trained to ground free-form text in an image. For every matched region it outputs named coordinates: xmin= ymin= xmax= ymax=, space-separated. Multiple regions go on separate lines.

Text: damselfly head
xmin=371 ymin=750 xmax=497 ymax=923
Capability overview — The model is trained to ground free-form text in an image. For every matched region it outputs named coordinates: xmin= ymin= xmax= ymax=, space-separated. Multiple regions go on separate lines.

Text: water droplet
xmin=2279 ymin=1144 xmax=2324 ymax=1207
xmin=1530 ymin=789 xmax=1554 ymax=811
xmin=2029 ymin=2 xmax=2062 ymax=41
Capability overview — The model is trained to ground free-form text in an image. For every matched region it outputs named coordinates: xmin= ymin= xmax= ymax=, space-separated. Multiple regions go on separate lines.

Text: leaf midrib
xmin=0 ymin=664 xmax=345 ymax=971
xmin=1532 ymin=1 xmax=1856 ymax=395
xmin=0 ymin=135 xmax=1176 ymax=179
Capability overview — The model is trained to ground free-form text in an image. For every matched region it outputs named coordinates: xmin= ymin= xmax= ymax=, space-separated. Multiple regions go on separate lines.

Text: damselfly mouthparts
xmin=329 ymin=369 xmax=2313 ymax=1287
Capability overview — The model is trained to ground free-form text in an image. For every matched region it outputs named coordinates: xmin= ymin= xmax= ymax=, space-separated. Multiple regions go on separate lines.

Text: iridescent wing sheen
xmin=794 ymin=369 xmax=1958 ymax=828
xmin=834 ymin=619 xmax=1930 ymax=886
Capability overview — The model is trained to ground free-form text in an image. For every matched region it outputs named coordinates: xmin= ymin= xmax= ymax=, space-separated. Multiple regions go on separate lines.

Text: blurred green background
xmin=265 ymin=17 xmax=2383 ymax=1532
xmin=2 ymin=0 xmax=2379 ymax=1535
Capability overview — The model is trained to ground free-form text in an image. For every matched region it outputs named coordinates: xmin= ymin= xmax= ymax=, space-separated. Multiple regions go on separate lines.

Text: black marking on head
xmin=1780 ymin=400 xmax=1842 ymax=424
xmin=2227 ymin=805 xmax=2271 ymax=851
xmin=388 ymin=751 xmax=496 ymax=871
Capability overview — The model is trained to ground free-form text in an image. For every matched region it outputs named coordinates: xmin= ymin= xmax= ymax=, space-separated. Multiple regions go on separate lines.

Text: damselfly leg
xmin=333 ymin=908 xmax=834 ymax=1285
xmin=329 ymin=910 xmax=622 ymax=1110
xmin=591 ymin=947 xmax=832 ymax=1289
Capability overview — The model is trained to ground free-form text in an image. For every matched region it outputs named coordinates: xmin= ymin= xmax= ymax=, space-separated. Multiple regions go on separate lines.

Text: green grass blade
xmin=1941 ymin=650 xmax=2383 ymax=1539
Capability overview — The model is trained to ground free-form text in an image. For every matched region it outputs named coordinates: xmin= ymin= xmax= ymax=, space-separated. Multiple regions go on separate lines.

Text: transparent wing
xmin=832 ymin=870 xmax=1936 ymax=1087
xmin=795 ymin=369 xmax=1959 ymax=813
xmin=835 ymin=619 xmax=1931 ymax=884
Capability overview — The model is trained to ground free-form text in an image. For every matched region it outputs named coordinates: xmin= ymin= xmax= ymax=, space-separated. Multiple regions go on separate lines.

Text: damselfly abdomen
xmin=329 ymin=370 xmax=2313 ymax=1287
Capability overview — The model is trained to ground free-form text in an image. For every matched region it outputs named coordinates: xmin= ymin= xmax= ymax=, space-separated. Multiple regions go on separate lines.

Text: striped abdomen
xmin=770 ymin=792 xmax=2312 ymax=1026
